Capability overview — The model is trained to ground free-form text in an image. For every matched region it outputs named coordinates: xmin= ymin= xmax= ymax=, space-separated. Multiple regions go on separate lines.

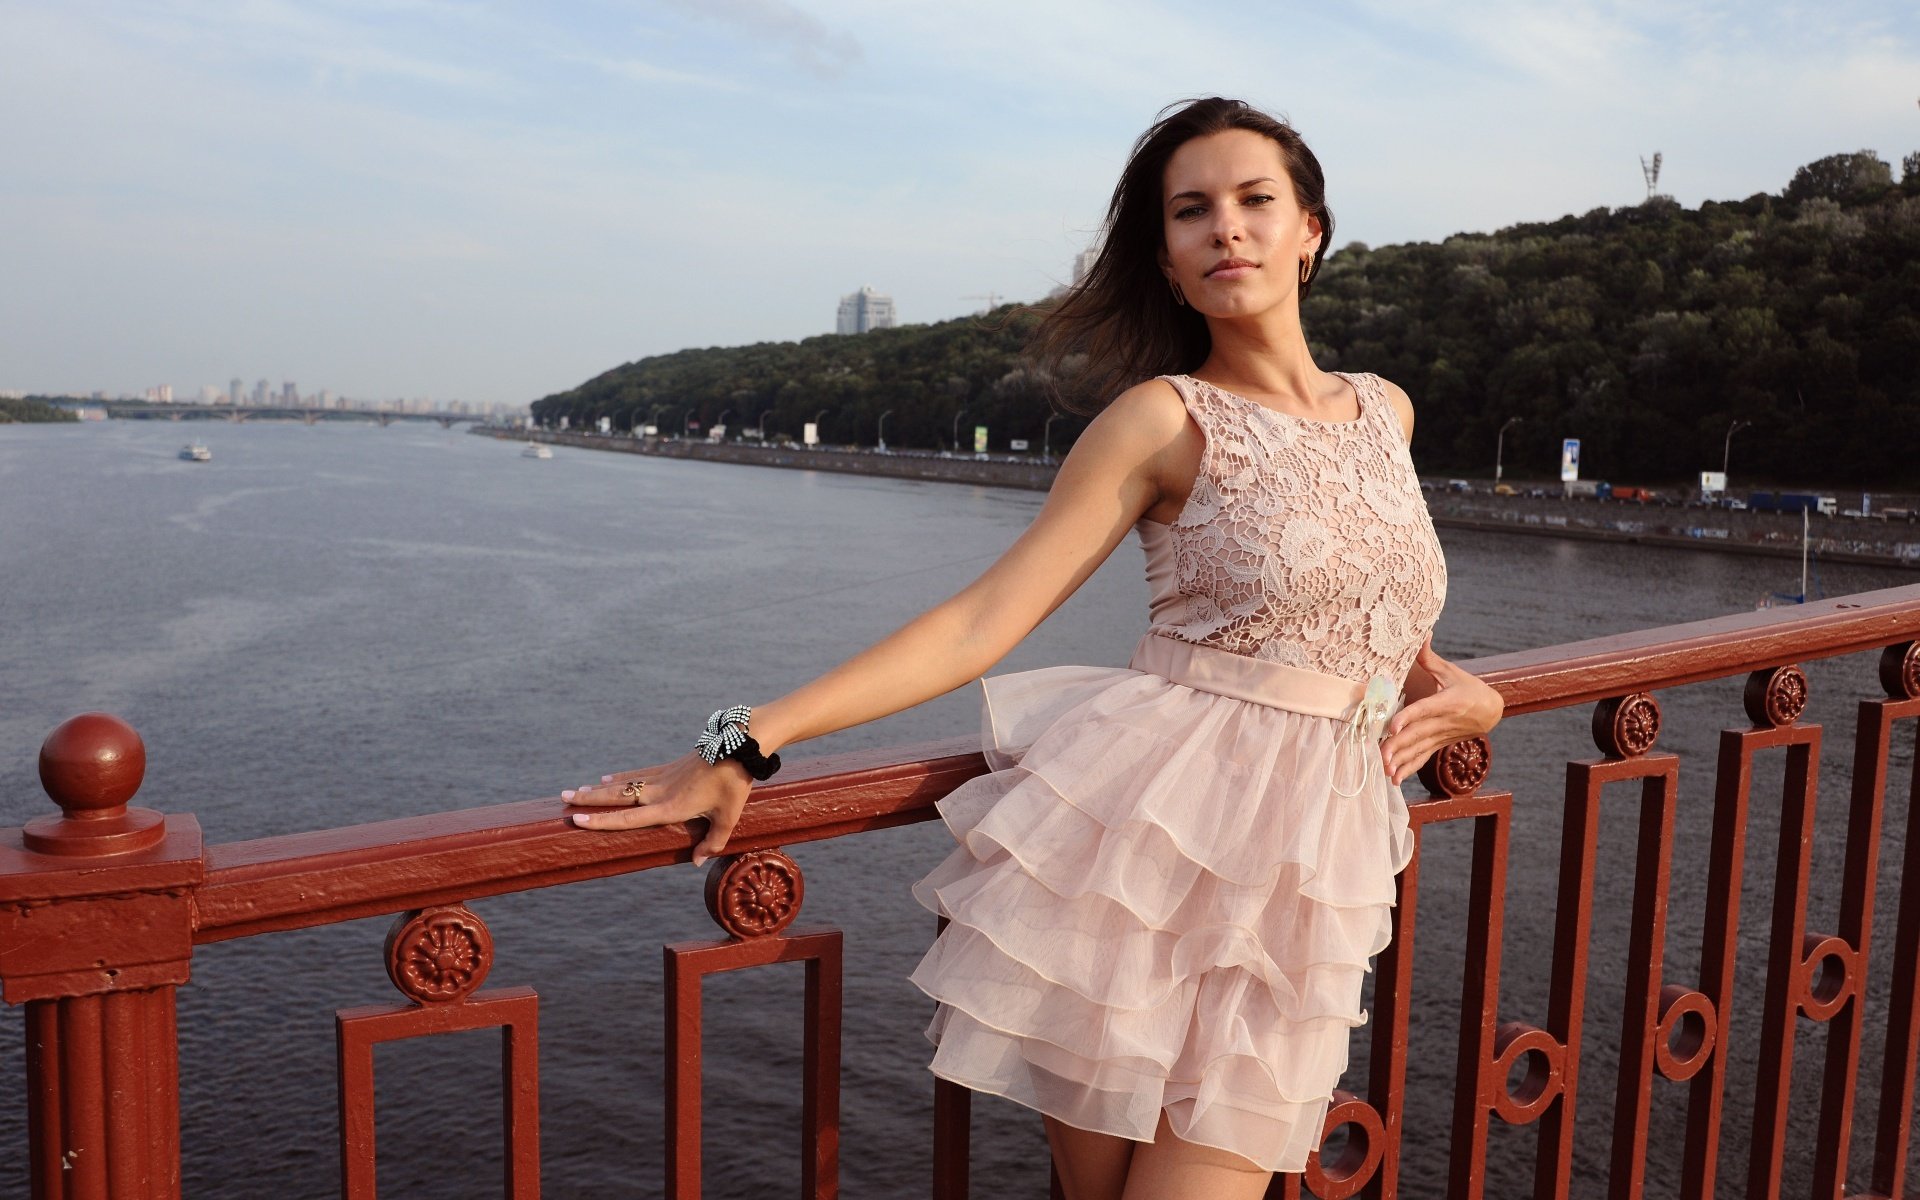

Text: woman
xmin=568 ymin=97 xmax=1502 ymax=1198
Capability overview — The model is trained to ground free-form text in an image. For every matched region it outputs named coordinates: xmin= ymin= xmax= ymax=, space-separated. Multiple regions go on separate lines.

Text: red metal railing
xmin=4 ymin=582 xmax=1920 ymax=1198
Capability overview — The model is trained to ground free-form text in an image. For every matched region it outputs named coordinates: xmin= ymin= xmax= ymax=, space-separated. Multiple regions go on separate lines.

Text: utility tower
xmin=1640 ymin=151 xmax=1663 ymax=200
xmin=962 ymin=292 xmax=1003 ymax=314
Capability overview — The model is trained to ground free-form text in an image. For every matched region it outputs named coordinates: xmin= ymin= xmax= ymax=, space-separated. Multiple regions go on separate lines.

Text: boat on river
xmin=521 ymin=443 xmax=552 ymax=460
xmin=179 ymin=443 xmax=211 ymax=462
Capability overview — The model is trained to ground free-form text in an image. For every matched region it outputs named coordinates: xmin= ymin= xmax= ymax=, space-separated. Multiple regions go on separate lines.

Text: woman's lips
xmin=1206 ymin=260 xmax=1258 ymax=279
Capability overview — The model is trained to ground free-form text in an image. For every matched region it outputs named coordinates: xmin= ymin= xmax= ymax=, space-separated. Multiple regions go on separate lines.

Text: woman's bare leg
xmin=1043 ymin=1115 xmax=1136 ymax=1200
xmin=1120 ymin=1111 xmax=1274 ymax=1200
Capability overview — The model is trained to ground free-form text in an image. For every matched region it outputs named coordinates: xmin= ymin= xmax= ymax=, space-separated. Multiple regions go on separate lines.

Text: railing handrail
xmin=168 ymin=582 xmax=1920 ymax=945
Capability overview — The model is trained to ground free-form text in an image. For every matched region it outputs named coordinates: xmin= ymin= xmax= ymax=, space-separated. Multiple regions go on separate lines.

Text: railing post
xmin=0 ymin=713 xmax=204 ymax=1199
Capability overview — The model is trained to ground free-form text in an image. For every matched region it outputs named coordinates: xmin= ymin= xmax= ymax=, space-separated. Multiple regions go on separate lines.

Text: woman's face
xmin=1158 ymin=128 xmax=1321 ymax=320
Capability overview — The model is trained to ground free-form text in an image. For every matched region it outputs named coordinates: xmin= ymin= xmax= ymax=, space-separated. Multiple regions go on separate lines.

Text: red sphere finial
xmin=39 ymin=712 xmax=147 ymax=817
xmin=26 ymin=713 xmax=163 ymax=856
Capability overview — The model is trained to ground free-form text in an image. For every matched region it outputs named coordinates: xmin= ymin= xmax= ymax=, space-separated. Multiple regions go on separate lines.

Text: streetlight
xmin=1043 ymin=412 xmax=1064 ymax=463
xmin=952 ymin=409 xmax=968 ymax=454
xmin=1494 ymin=416 xmax=1522 ymax=483
xmin=877 ymin=408 xmax=895 ymax=452
xmin=682 ymin=409 xmax=694 ymax=438
xmin=812 ymin=408 xmax=829 ymax=448
xmin=716 ymin=409 xmax=734 ymax=442
xmin=1723 ymin=418 xmax=1753 ymax=489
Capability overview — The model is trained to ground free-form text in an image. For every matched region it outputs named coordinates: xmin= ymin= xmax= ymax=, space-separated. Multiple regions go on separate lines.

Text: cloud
xmin=660 ymin=0 xmax=863 ymax=77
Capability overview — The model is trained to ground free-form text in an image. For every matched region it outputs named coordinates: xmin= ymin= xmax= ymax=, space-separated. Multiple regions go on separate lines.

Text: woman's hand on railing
xmin=563 ymin=752 xmax=753 ymax=867
xmin=1381 ymin=640 xmax=1504 ymax=786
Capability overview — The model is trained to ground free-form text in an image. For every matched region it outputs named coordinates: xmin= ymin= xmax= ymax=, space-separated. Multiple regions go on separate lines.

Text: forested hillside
xmin=533 ymin=151 xmax=1920 ymax=486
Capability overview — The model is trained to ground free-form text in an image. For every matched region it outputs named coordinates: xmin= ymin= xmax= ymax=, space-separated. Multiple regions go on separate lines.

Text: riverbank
xmin=484 ymin=427 xmax=1920 ymax=571
xmin=487 ymin=426 xmax=1057 ymax=490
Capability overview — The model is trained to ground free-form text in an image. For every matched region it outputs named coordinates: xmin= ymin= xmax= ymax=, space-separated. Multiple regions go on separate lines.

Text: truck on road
xmin=1748 ymin=491 xmax=1837 ymax=516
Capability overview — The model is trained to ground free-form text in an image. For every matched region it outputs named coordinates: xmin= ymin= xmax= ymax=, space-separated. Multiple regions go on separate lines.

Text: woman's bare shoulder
xmin=1060 ymin=376 xmax=1192 ymax=458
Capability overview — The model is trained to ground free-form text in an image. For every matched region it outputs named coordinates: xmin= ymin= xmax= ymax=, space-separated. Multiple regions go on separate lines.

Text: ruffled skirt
xmin=908 ymin=635 xmax=1414 ymax=1173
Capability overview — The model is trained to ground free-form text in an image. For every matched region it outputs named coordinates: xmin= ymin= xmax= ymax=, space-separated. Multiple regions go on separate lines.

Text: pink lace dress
xmin=908 ymin=371 xmax=1448 ymax=1172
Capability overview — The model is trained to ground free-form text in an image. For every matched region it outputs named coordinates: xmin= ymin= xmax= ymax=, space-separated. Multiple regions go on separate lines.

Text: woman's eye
xmin=1245 ymin=194 xmax=1275 ymax=206
xmin=1174 ymin=204 xmax=1204 ymax=219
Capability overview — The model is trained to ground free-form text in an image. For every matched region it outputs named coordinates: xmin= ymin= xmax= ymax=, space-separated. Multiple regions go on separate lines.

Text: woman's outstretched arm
xmin=568 ymin=380 xmax=1193 ymax=861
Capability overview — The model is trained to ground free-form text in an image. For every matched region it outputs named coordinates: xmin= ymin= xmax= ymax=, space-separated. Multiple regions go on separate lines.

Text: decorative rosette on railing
xmin=1592 ymin=692 xmax=1662 ymax=758
xmin=383 ymin=904 xmax=494 ymax=1004
xmin=1744 ymin=664 xmax=1809 ymax=727
xmin=1417 ymin=735 xmax=1491 ymax=798
xmin=703 ymin=849 xmax=804 ymax=938
xmin=1882 ymin=640 xmax=1920 ymax=700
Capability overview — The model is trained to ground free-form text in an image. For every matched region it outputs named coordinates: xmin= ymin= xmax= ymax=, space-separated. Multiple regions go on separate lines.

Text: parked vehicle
xmin=1447 ymin=479 xmax=1472 ymax=494
xmin=1748 ymin=491 xmax=1838 ymax=516
xmin=1493 ymin=483 xmax=1517 ymax=496
xmin=1565 ymin=480 xmax=1612 ymax=500
xmin=1611 ymin=485 xmax=1658 ymax=503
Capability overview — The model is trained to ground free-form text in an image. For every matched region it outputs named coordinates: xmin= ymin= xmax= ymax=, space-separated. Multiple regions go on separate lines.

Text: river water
xmin=0 ymin=419 xmax=1912 ymax=1196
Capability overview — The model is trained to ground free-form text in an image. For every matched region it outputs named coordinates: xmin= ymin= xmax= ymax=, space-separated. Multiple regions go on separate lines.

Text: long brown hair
xmin=1031 ymin=97 xmax=1334 ymax=414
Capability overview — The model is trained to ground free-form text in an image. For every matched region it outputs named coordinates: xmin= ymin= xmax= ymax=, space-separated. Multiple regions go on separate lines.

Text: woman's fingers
xmin=692 ymin=809 xmax=740 ymax=867
xmin=570 ymin=803 xmax=692 ymax=832
xmin=562 ymin=779 xmax=651 ymax=807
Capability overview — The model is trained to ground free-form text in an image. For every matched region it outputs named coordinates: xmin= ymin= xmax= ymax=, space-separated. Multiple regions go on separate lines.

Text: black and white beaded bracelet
xmin=694 ymin=705 xmax=782 ymax=781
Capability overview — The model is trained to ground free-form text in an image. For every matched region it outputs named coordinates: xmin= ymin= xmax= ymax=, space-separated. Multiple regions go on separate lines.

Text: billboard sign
xmin=973 ymin=425 xmax=988 ymax=454
xmin=1561 ymin=438 xmax=1581 ymax=483
xmin=1699 ymin=471 xmax=1727 ymax=495
xmin=803 ymin=422 xmax=819 ymax=446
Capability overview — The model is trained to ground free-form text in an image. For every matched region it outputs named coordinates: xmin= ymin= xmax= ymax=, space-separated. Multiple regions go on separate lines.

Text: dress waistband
xmin=1127 ymin=633 xmax=1368 ymax=720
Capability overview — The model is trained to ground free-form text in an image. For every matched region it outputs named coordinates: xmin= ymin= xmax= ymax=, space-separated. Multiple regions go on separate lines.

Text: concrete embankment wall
xmin=492 ymin=428 xmax=1057 ymax=491
xmin=1428 ymin=495 xmax=1920 ymax=570
xmin=485 ymin=428 xmax=1920 ymax=570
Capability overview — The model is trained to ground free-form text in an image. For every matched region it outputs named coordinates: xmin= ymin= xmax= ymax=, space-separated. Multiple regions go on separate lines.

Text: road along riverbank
xmin=485 ymin=428 xmax=1920 ymax=571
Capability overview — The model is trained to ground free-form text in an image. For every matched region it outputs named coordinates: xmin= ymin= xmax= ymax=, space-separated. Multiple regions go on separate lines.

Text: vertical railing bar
xmin=60 ymin=994 xmax=108 ymax=1200
xmin=1812 ymin=698 xmax=1894 ymax=1198
xmin=1871 ymin=711 xmax=1920 ymax=1197
xmin=1367 ymin=803 xmax=1427 ymax=1200
xmin=336 ymin=1019 xmax=376 ymax=1200
xmin=801 ymin=938 xmax=843 ymax=1199
xmin=930 ymin=1078 xmax=971 ymax=1200
xmin=930 ymin=913 xmax=971 ymax=1200
xmin=1535 ymin=767 xmax=1599 ymax=1200
xmin=27 ymin=1000 xmax=64 ymax=1200
xmin=1683 ymin=731 xmax=1754 ymax=1198
xmin=102 ymin=993 xmax=147 ymax=1199
xmin=1446 ymin=806 xmax=1507 ymax=1200
xmin=1606 ymin=764 xmax=1678 ymax=1200
xmin=147 ymin=988 xmax=181 ymax=1200
xmin=664 ymin=948 xmax=704 ymax=1200
xmin=501 ymin=1010 xmax=542 ymax=1200
xmin=1745 ymin=734 xmax=1823 ymax=1200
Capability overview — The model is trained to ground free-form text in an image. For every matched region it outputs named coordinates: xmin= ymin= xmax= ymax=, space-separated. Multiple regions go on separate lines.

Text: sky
xmin=1 ymin=0 xmax=1915 ymax=408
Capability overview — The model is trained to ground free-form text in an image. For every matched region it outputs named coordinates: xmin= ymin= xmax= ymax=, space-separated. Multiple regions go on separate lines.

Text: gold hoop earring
xmin=1300 ymin=259 xmax=1313 ymax=285
xmin=1168 ymin=278 xmax=1187 ymax=306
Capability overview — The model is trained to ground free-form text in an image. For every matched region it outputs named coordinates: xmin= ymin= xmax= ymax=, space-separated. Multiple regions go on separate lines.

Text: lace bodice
xmin=1136 ymin=372 xmax=1447 ymax=686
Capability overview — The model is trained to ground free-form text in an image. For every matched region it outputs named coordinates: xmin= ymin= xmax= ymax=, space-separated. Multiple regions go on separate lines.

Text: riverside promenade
xmin=488 ymin=427 xmax=1920 ymax=572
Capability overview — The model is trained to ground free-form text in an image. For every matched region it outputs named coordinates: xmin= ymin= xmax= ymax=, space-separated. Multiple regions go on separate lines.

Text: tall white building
xmin=836 ymin=285 xmax=896 ymax=334
xmin=1072 ymin=245 xmax=1101 ymax=285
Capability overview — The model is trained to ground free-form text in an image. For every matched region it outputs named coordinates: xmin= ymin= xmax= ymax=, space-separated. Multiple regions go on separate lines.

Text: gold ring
xmin=621 ymin=780 xmax=647 ymax=803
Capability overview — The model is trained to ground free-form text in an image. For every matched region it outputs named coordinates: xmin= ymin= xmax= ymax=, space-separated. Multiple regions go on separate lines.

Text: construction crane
xmin=962 ymin=292 xmax=1004 ymax=313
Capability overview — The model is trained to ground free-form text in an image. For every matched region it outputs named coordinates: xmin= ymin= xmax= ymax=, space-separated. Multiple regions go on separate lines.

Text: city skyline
xmin=3 ymin=0 xmax=1915 ymax=406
